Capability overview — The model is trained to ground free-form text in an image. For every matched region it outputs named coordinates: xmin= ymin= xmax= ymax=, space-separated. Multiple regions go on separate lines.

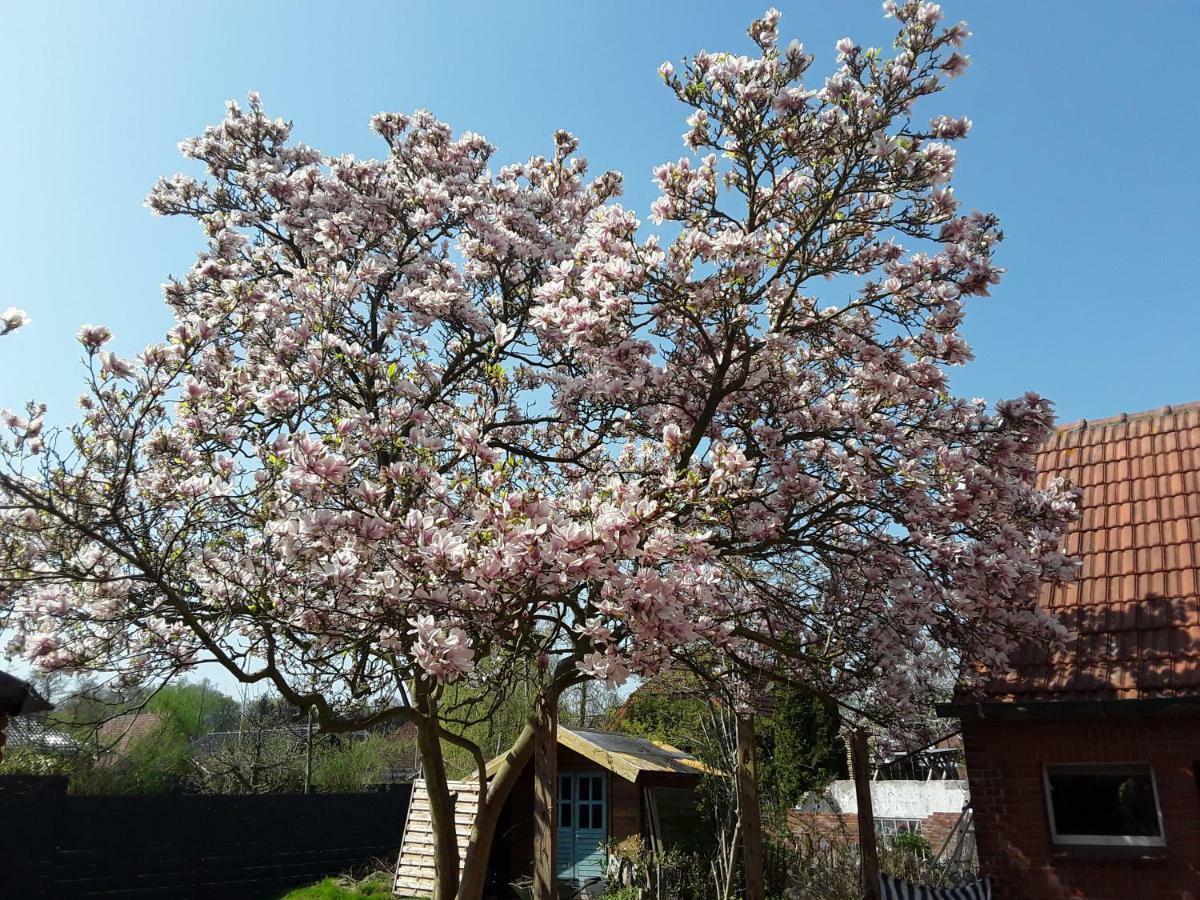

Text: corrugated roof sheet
xmin=978 ymin=402 xmax=1200 ymax=703
xmin=482 ymin=726 xmax=710 ymax=783
xmin=563 ymin=728 xmax=709 ymax=780
xmin=5 ymin=718 xmax=81 ymax=752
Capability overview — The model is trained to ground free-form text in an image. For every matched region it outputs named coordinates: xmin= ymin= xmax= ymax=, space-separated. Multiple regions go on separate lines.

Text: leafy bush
xmin=0 ymin=747 xmax=73 ymax=778
xmin=313 ymin=734 xmax=401 ymax=793
xmin=597 ymin=888 xmax=639 ymax=900
xmin=890 ymin=829 xmax=932 ymax=859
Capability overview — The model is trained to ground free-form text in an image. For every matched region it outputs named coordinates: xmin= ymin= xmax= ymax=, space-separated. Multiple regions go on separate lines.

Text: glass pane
xmin=1047 ymin=766 xmax=1161 ymax=838
xmin=592 ymin=804 xmax=603 ymax=829
xmin=578 ymin=777 xmax=590 ymax=801
xmin=560 ymin=802 xmax=571 ymax=828
xmin=559 ymin=775 xmax=572 ymax=801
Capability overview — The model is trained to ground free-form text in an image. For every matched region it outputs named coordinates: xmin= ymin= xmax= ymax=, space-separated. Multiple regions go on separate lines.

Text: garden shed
xmin=938 ymin=402 xmax=1200 ymax=898
xmin=394 ymin=727 xmax=709 ymax=896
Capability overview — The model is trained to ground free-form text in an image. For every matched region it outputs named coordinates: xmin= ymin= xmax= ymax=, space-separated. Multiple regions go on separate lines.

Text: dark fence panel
xmin=0 ymin=784 xmax=410 ymax=899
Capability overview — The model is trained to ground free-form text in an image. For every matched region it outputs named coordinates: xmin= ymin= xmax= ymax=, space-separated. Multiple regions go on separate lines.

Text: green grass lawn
xmin=278 ymin=872 xmax=402 ymax=900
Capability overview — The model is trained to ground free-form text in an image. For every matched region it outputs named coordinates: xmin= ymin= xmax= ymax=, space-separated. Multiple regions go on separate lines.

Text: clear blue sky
xmin=2 ymin=0 xmax=1197 ymax=428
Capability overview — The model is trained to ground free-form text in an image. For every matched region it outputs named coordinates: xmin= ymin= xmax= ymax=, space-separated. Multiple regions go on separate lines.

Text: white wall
xmin=827 ymin=779 xmax=969 ymax=819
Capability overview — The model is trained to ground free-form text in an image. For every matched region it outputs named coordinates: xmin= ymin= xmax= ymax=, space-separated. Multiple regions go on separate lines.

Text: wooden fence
xmin=0 ymin=780 xmax=410 ymax=899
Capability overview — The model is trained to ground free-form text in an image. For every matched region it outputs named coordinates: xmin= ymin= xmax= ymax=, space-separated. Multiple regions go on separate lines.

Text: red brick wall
xmin=790 ymin=810 xmax=859 ymax=845
xmin=923 ymin=811 xmax=962 ymax=853
xmin=963 ymin=714 xmax=1200 ymax=899
xmin=789 ymin=809 xmax=962 ymax=851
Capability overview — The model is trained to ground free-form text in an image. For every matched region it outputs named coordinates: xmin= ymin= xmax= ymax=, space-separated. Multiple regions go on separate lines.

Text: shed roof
xmin=484 ymin=726 xmax=710 ymax=783
xmin=971 ymin=402 xmax=1200 ymax=704
xmin=0 ymin=670 xmax=51 ymax=717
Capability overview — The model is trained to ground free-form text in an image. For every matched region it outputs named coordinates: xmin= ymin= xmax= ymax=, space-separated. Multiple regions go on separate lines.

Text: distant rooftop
xmin=5 ymin=718 xmax=81 ymax=753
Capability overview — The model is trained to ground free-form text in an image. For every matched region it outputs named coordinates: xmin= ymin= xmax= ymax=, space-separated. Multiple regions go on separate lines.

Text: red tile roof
xmin=980 ymin=402 xmax=1200 ymax=703
xmin=98 ymin=711 xmax=166 ymax=758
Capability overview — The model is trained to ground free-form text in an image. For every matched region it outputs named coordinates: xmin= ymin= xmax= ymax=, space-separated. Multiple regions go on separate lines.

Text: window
xmin=875 ymin=817 xmax=922 ymax=838
xmin=559 ymin=774 xmax=572 ymax=828
xmin=1043 ymin=764 xmax=1165 ymax=847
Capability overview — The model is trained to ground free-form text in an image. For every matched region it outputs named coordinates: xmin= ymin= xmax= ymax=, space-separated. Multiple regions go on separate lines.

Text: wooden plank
xmin=393 ymin=778 xmax=481 ymax=898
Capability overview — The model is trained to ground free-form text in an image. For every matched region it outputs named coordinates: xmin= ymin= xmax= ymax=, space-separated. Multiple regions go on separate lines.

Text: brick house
xmin=791 ymin=734 xmax=974 ymax=862
xmin=938 ymin=403 xmax=1200 ymax=899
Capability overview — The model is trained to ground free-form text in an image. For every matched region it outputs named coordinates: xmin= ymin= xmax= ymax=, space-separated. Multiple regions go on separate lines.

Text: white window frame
xmin=875 ymin=817 xmax=923 ymax=838
xmin=1042 ymin=763 xmax=1167 ymax=848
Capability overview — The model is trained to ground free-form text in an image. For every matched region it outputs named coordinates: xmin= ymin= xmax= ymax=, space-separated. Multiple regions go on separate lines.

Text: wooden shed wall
xmin=490 ymin=746 xmax=702 ymax=886
xmin=494 ymin=746 xmax=636 ymax=883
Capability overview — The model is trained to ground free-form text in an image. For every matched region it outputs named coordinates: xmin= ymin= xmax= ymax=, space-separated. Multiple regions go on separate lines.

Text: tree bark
xmin=456 ymin=722 xmax=538 ymax=900
xmin=735 ymin=714 xmax=764 ymax=900
xmin=452 ymin=663 xmax=579 ymax=900
xmin=416 ymin=682 xmax=460 ymax=900
xmin=532 ymin=692 xmax=559 ymax=900
xmin=850 ymin=728 xmax=881 ymax=900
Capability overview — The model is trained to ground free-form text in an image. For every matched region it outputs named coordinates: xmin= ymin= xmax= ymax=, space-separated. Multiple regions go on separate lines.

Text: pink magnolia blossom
xmin=97 ymin=350 xmax=135 ymax=379
xmin=0 ymin=6 xmax=1076 ymax=742
xmin=0 ymin=307 xmax=29 ymax=335
xmin=76 ymin=324 xmax=113 ymax=350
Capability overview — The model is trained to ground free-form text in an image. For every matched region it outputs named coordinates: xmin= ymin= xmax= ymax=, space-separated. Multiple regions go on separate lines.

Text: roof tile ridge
xmin=1055 ymin=400 xmax=1200 ymax=436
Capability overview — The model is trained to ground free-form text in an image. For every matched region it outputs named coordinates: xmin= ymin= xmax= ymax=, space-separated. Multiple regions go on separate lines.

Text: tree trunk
xmin=850 ymin=728 xmax=881 ymax=900
xmin=735 ymin=714 xmax=764 ymax=900
xmin=532 ymin=692 xmax=559 ymax=900
xmin=416 ymin=683 xmax=460 ymax=900
xmin=456 ymin=722 xmax=538 ymax=900
xmin=450 ymin=664 xmax=578 ymax=900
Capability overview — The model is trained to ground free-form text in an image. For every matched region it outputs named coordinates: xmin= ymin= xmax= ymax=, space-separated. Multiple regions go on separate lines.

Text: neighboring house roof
xmin=970 ymin=402 xmax=1200 ymax=705
xmin=97 ymin=711 xmax=166 ymax=756
xmin=483 ymin=727 xmax=711 ymax=783
xmin=5 ymin=717 xmax=81 ymax=753
xmin=0 ymin=670 xmax=51 ymax=717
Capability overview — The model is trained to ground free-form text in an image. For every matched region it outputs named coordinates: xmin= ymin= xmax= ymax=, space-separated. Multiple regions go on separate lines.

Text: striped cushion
xmin=879 ymin=873 xmax=991 ymax=900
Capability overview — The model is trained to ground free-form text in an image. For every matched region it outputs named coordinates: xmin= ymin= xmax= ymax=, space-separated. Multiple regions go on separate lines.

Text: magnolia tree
xmin=1 ymin=4 xmax=1076 ymax=896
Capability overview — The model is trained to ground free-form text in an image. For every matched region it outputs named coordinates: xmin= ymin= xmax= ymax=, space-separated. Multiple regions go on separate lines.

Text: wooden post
xmin=735 ymin=713 xmax=765 ymax=900
xmin=850 ymin=728 xmax=881 ymax=900
xmin=303 ymin=707 xmax=314 ymax=795
xmin=532 ymin=693 xmax=559 ymax=900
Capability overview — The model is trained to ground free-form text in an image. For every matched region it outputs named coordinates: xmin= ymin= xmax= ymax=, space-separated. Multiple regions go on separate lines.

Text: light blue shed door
xmin=556 ymin=772 xmax=607 ymax=883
